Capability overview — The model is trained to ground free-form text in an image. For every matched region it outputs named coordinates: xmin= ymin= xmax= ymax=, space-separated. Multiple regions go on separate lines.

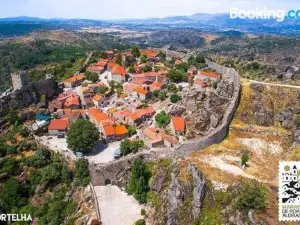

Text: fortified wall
xmin=173 ymin=61 xmax=241 ymax=156
xmin=0 ymin=77 xmax=58 ymax=116
xmin=90 ymin=61 xmax=241 ymax=186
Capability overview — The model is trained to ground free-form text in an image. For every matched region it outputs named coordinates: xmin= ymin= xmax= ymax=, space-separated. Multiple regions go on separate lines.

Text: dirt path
xmin=244 ymin=79 xmax=300 ymax=89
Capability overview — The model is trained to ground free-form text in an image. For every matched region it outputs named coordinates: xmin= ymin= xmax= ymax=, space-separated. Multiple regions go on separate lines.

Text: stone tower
xmin=11 ymin=71 xmax=29 ymax=90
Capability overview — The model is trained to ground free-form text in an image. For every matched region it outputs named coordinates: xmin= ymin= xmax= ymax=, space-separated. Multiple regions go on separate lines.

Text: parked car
xmin=76 ymin=152 xmax=84 ymax=158
xmin=114 ymin=148 xmax=121 ymax=159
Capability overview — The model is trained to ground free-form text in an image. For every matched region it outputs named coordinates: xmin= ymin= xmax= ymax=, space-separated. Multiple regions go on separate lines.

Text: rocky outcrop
xmin=187 ymin=164 xmax=206 ymax=220
xmin=166 ymin=104 xmax=186 ymax=116
xmin=150 ymin=167 xmax=168 ymax=193
xmin=0 ymin=77 xmax=58 ymax=116
xmin=167 ymin=168 xmax=186 ymax=225
xmin=167 ymin=164 xmax=206 ymax=225
xmin=216 ymin=80 xmax=234 ymax=98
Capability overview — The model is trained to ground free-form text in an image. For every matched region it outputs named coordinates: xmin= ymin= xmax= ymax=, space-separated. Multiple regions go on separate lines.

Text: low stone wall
xmin=89 ymin=152 xmax=157 ymax=187
xmin=173 ymin=61 xmax=241 ymax=156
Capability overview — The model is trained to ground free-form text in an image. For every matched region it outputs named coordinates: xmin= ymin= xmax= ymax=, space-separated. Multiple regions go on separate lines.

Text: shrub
xmin=120 ymin=139 xmax=144 ymax=156
xmin=126 ymin=158 xmax=151 ymax=203
xmin=241 ymin=152 xmax=249 ymax=167
xmin=170 ymin=94 xmax=181 ymax=103
xmin=155 ymin=111 xmax=171 ymax=128
xmin=141 ymin=208 xmax=146 ymax=216
xmin=236 ymin=181 xmax=268 ymax=211
xmin=74 ymin=158 xmax=90 ymax=187
xmin=135 ymin=219 xmax=146 ymax=225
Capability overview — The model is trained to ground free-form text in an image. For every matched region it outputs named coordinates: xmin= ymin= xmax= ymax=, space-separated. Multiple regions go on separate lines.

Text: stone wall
xmin=173 ymin=61 xmax=241 ymax=156
xmin=89 ymin=153 xmax=157 ymax=187
xmin=0 ymin=77 xmax=58 ymax=116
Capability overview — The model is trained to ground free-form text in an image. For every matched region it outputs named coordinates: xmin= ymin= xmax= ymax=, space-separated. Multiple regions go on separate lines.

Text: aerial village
xmin=33 ymin=48 xmax=222 ymax=161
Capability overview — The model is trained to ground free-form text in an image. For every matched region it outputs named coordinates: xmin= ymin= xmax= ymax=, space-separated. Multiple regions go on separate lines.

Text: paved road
xmin=244 ymin=79 xmax=300 ymax=89
xmin=94 ymin=185 xmax=143 ymax=225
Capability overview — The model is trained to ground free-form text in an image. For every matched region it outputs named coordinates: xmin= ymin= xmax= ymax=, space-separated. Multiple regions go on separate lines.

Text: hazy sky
xmin=0 ymin=0 xmax=299 ymax=20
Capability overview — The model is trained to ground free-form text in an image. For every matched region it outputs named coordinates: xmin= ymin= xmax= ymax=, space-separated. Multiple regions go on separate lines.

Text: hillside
xmin=0 ymin=110 xmax=96 ymax=224
xmin=0 ymin=30 xmax=130 ymax=92
xmin=195 ymin=35 xmax=300 ymax=85
xmin=143 ymin=80 xmax=300 ymax=225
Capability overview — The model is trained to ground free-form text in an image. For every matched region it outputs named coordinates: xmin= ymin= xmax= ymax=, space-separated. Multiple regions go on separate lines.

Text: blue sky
xmin=0 ymin=0 xmax=299 ymax=20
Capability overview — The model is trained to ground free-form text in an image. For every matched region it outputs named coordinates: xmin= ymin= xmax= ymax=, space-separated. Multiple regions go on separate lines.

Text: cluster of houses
xmin=46 ymin=48 xmax=221 ymax=148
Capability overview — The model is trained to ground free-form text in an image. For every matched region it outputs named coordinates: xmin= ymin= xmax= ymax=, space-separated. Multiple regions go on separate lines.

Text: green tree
xmin=158 ymin=91 xmax=168 ymax=101
xmin=128 ymin=65 xmax=135 ymax=73
xmin=127 ymin=126 xmax=137 ymax=137
xmin=0 ymin=178 xmax=29 ymax=212
xmin=241 ymin=152 xmax=250 ymax=167
xmin=126 ymin=158 xmax=150 ymax=203
xmin=135 ymin=219 xmax=146 ymax=225
xmin=67 ymin=120 xmax=99 ymax=153
xmin=168 ymin=83 xmax=178 ymax=93
xmin=170 ymin=94 xmax=181 ymax=103
xmin=155 ymin=111 xmax=171 ymax=128
xmin=108 ymin=80 xmax=116 ymax=91
xmin=195 ymin=54 xmax=205 ymax=63
xmin=84 ymin=71 xmax=99 ymax=82
xmin=94 ymin=85 xmax=109 ymax=94
xmin=120 ymin=139 xmax=144 ymax=156
xmin=131 ymin=46 xmax=141 ymax=58
xmin=157 ymin=51 xmax=166 ymax=60
xmin=167 ymin=69 xmax=188 ymax=83
xmin=142 ymin=65 xmax=152 ymax=72
xmin=74 ymin=158 xmax=90 ymax=186
xmin=40 ymin=162 xmax=64 ymax=188
xmin=175 ymin=62 xmax=188 ymax=72
xmin=140 ymin=54 xmax=148 ymax=63
xmin=152 ymin=90 xmax=160 ymax=98
xmin=236 ymin=181 xmax=268 ymax=211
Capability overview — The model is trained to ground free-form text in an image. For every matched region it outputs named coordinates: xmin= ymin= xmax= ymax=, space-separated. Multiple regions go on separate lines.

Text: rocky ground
xmin=165 ymin=79 xmax=234 ymax=140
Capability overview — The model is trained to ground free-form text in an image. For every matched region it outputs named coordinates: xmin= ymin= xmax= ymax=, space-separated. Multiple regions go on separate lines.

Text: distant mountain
xmin=0 ymin=16 xmax=46 ymax=22
xmin=1 ymin=13 xmax=300 ymax=36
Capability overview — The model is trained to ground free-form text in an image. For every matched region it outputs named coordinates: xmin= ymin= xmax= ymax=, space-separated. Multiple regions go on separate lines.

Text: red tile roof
xmin=96 ymin=60 xmax=108 ymax=67
xmin=123 ymin=83 xmax=139 ymax=92
xmin=64 ymin=96 xmax=80 ymax=107
xmin=48 ymin=119 xmax=68 ymax=130
xmin=161 ymin=134 xmax=179 ymax=145
xmin=64 ymin=74 xmax=85 ymax=83
xmin=128 ymin=112 xmax=141 ymax=121
xmin=87 ymin=65 xmax=104 ymax=72
xmin=88 ymin=108 xmax=110 ymax=124
xmin=143 ymin=127 xmax=161 ymax=140
xmin=172 ymin=116 xmax=185 ymax=132
xmin=140 ymin=49 xmax=158 ymax=58
xmin=114 ymin=125 xmax=128 ymax=136
xmin=112 ymin=65 xmax=127 ymax=76
xmin=103 ymin=125 xmax=115 ymax=136
xmin=135 ymin=87 xmax=149 ymax=95
xmin=199 ymin=71 xmax=221 ymax=78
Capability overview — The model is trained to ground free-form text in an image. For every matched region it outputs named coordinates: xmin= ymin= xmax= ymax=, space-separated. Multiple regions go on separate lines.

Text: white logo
xmin=230 ymin=7 xmax=285 ymax=22
xmin=279 ymin=161 xmax=300 ymax=221
xmin=0 ymin=214 xmax=33 ymax=222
